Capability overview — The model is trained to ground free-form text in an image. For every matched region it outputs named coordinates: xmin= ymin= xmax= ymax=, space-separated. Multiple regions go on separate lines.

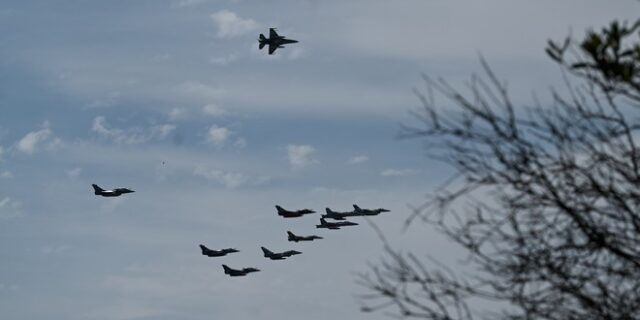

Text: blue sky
xmin=1 ymin=1 xmax=639 ymax=319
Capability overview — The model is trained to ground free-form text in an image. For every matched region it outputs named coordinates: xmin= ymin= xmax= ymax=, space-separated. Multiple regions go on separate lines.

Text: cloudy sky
xmin=1 ymin=1 xmax=638 ymax=319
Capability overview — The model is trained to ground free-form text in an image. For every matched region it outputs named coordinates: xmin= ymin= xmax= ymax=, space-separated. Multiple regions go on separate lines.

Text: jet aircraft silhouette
xmin=287 ymin=231 xmax=323 ymax=242
xmin=352 ymin=204 xmax=390 ymax=216
xmin=199 ymin=245 xmax=239 ymax=257
xmin=261 ymin=246 xmax=302 ymax=260
xmin=258 ymin=28 xmax=298 ymax=55
xmin=316 ymin=217 xmax=358 ymax=230
xmin=322 ymin=207 xmax=356 ymax=220
xmin=92 ymin=184 xmax=134 ymax=197
xmin=275 ymin=205 xmax=315 ymax=218
xmin=222 ymin=264 xmax=260 ymax=277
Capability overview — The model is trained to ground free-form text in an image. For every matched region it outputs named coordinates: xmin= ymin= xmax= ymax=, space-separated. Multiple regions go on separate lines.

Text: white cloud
xmin=206 ymin=125 xmax=230 ymax=147
xmin=0 ymin=171 xmax=12 ymax=179
xmin=210 ymin=10 xmax=259 ymax=38
xmin=286 ymin=47 xmax=306 ymax=60
xmin=234 ymin=137 xmax=247 ymax=149
xmin=348 ymin=155 xmax=369 ymax=164
xmin=92 ymin=116 xmax=112 ymax=136
xmin=41 ymin=244 xmax=72 ymax=255
xmin=380 ymin=168 xmax=418 ymax=177
xmin=168 ymin=107 xmax=187 ymax=121
xmin=287 ymin=144 xmax=318 ymax=169
xmin=174 ymin=81 xmax=224 ymax=101
xmin=66 ymin=167 xmax=82 ymax=178
xmin=209 ymin=54 xmax=237 ymax=65
xmin=202 ymin=104 xmax=226 ymax=117
xmin=0 ymin=146 xmax=3 ymax=160
xmin=92 ymin=116 xmax=175 ymax=145
xmin=174 ymin=0 xmax=207 ymax=8
xmin=193 ymin=166 xmax=270 ymax=189
xmin=0 ymin=196 xmax=22 ymax=219
xmin=152 ymin=124 xmax=176 ymax=139
xmin=16 ymin=123 xmax=53 ymax=154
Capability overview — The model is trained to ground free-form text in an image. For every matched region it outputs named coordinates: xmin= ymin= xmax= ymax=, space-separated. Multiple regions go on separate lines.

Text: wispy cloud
xmin=16 ymin=122 xmax=58 ymax=154
xmin=287 ymin=144 xmax=318 ymax=169
xmin=41 ymin=244 xmax=72 ymax=255
xmin=66 ymin=167 xmax=82 ymax=178
xmin=174 ymin=0 xmax=208 ymax=8
xmin=202 ymin=104 xmax=226 ymax=117
xmin=206 ymin=125 xmax=230 ymax=147
xmin=0 ymin=196 xmax=22 ymax=219
xmin=92 ymin=116 xmax=176 ymax=145
xmin=174 ymin=81 xmax=224 ymax=101
xmin=209 ymin=54 xmax=238 ymax=65
xmin=168 ymin=107 xmax=187 ymax=121
xmin=380 ymin=168 xmax=418 ymax=177
xmin=210 ymin=10 xmax=259 ymax=38
xmin=193 ymin=166 xmax=270 ymax=189
xmin=348 ymin=155 xmax=369 ymax=165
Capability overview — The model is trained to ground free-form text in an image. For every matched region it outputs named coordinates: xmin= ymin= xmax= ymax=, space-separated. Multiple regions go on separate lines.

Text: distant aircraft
xmin=222 ymin=264 xmax=260 ymax=277
xmin=199 ymin=245 xmax=239 ymax=257
xmin=261 ymin=246 xmax=302 ymax=260
xmin=258 ymin=28 xmax=298 ymax=55
xmin=275 ymin=205 xmax=315 ymax=218
xmin=352 ymin=204 xmax=390 ymax=216
xmin=316 ymin=217 xmax=358 ymax=230
xmin=92 ymin=184 xmax=134 ymax=197
xmin=287 ymin=231 xmax=323 ymax=242
xmin=322 ymin=207 xmax=355 ymax=220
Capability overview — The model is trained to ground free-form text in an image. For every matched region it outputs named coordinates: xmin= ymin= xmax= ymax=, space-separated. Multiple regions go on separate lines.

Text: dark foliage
xmin=359 ymin=19 xmax=640 ymax=320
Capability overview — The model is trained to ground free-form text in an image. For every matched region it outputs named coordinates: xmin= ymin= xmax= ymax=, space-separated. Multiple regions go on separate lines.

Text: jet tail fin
xmin=199 ymin=244 xmax=208 ymax=253
xmin=275 ymin=205 xmax=286 ymax=214
xmin=353 ymin=204 xmax=361 ymax=211
xmin=92 ymin=184 xmax=104 ymax=194
xmin=258 ymin=34 xmax=266 ymax=50
xmin=222 ymin=264 xmax=231 ymax=273
xmin=261 ymin=246 xmax=273 ymax=256
xmin=287 ymin=231 xmax=295 ymax=237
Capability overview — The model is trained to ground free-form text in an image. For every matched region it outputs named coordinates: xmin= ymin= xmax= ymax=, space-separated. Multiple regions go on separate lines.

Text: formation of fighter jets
xmin=90 ymin=28 xmax=392 ymax=278
xmin=92 ymin=184 xmax=390 ymax=276
xmin=195 ymin=204 xmax=389 ymax=276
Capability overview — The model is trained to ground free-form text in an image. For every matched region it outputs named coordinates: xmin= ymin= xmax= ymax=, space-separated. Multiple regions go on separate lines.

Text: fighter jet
xmin=92 ymin=184 xmax=134 ymax=197
xmin=261 ymin=246 xmax=302 ymax=260
xmin=352 ymin=204 xmax=390 ymax=216
xmin=275 ymin=205 xmax=315 ymax=218
xmin=222 ymin=264 xmax=260 ymax=277
xmin=316 ymin=217 xmax=359 ymax=230
xmin=322 ymin=207 xmax=356 ymax=220
xmin=199 ymin=245 xmax=239 ymax=257
xmin=287 ymin=231 xmax=323 ymax=242
xmin=258 ymin=28 xmax=298 ymax=55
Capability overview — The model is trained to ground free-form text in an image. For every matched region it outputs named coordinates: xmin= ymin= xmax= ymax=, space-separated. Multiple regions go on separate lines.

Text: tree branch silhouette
xmin=360 ymin=18 xmax=640 ymax=320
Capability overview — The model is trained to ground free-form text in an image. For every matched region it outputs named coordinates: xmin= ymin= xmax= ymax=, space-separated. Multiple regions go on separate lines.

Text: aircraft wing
xmin=268 ymin=44 xmax=278 ymax=55
xmin=269 ymin=28 xmax=279 ymax=39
